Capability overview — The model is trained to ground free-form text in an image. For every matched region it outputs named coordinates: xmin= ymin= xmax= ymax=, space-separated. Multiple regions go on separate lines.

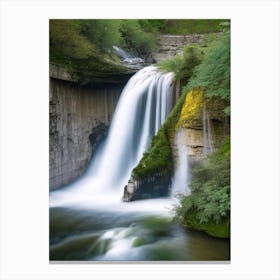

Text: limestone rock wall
xmin=175 ymin=89 xmax=229 ymax=163
xmin=49 ymin=78 xmax=124 ymax=190
xmin=152 ymin=34 xmax=204 ymax=63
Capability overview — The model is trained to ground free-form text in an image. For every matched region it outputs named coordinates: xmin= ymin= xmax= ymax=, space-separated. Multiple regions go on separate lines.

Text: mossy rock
xmin=176 ymin=88 xmax=204 ymax=129
xmin=184 ymin=212 xmax=230 ymax=238
xmin=50 ymin=47 xmax=135 ymax=85
xmin=132 ymin=237 xmax=146 ymax=247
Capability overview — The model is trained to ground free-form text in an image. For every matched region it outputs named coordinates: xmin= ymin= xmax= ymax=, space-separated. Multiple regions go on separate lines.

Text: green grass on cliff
xmin=50 ymin=20 xmax=133 ymax=84
xmin=49 ymin=19 xmax=158 ymax=84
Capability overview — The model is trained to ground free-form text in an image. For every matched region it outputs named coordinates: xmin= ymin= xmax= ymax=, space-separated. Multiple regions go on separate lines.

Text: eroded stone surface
xmin=49 ymin=78 xmax=124 ymax=190
xmin=152 ymin=34 xmax=205 ymax=63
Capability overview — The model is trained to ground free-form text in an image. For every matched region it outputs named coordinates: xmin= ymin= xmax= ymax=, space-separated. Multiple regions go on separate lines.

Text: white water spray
xmin=95 ymin=66 xmax=174 ymax=190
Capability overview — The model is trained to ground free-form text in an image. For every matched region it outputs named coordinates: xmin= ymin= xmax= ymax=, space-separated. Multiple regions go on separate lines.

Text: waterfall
xmin=171 ymin=129 xmax=191 ymax=198
xmin=50 ymin=66 xmax=174 ymax=206
xmin=203 ymin=104 xmax=213 ymax=155
xmin=49 ymin=65 xmax=230 ymax=262
xmin=95 ymin=66 xmax=174 ymax=191
xmin=113 ymin=45 xmax=144 ymax=65
xmin=113 ymin=45 xmax=133 ymax=59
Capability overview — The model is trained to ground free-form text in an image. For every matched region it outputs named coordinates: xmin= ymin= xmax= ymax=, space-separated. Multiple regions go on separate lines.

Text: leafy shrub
xmin=50 ymin=20 xmax=95 ymax=60
xmin=174 ymin=139 xmax=230 ymax=237
xmin=158 ymin=56 xmax=184 ymax=75
xmin=138 ymin=19 xmax=166 ymax=33
xmin=120 ymin=20 xmax=157 ymax=56
xmin=81 ymin=20 xmax=122 ymax=51
xmin=177 ymin=45 xmax=204 ymax=84
xmin=186 ymin=35 xmax=230 ymax=115
xmin=158 ymin=45 xmax=203 ymax=85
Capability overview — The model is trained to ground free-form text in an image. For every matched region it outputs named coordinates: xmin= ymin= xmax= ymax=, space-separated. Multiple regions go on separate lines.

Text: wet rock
xmin=123 ymin=174 xmax=171 ymax=202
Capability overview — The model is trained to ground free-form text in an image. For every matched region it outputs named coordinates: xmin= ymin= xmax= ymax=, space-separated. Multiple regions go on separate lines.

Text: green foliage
xmin=50 ymin=19 xmax=159 ymax=79
xmin=133 ymin=124 xmax=173 ymax=178
xmin=138 ymin=19 xmax=166 ymax=33
xmin=81 ymin=20 xmax=122 ymax=51
xmin=174 ymin=139 xmax=230 ymax=238
xmin=161 ymin=19 xmax=226 ymax=35
xmin=119 ymin=20 xmax=157 ymax=56
xmin=186 ymin=35 xmax=230 ymax=115
xmin=176 ymin=45 xmax=204 ymax=83
xmin=50 ymin=20 xmax=95 ymax=60
xmin=126 ymin=19 xmax=227 ymax=36
xmin=182 ymin=212 xmax=230 ymax=238
xmin=158 ymin=45 xmax=203 ymax=85
xmin=157 ymin=56 xmax=184 ymax=75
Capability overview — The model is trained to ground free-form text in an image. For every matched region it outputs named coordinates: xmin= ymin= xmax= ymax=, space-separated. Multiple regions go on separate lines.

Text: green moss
xmin=132 ymin=237 xmax=146 ymax=247
xmin=185 ymin=212 xmax=230 ymax=238
xmin=50 ymin=45 xmax=132 ymax=84
xmin=186 ymin=34 xmax=230 ymax=115
xmin=176 ymin=88 xmax=204 ymax=129
xmin=132 ymin=125 xmax=173 ymax=178
xmin=50 ymin=20 xmax=140 ymax=84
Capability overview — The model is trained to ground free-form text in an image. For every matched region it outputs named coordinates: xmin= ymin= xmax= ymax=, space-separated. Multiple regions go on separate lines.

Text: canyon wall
xmin=177 ymin=89 xmax=230 ymax=163
xmin=49 ymin=70 xmax=126 ymax=190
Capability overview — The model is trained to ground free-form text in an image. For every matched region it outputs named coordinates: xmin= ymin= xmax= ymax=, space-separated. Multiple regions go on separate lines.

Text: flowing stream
xmin=113 ymin=45 xmax=144 ymax=66
xmin=50 ymin=66 xmax=229 ymax=261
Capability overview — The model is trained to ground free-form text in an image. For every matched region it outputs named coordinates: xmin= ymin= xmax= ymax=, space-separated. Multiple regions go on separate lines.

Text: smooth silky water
xmin=49 ymin=66 xmax=230 ymax=261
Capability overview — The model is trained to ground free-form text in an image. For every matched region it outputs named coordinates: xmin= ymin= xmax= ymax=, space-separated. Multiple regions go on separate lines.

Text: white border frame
xmin=1 ymin=0 xmax=279 ymax=279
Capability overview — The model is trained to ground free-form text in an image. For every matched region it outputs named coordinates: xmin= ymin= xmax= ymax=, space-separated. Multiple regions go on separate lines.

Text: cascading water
xmin=113 ymin=45 xmax=133 ymax=60
xmin=50 ymin=66 xmax=174 ymax=206
xmin=93 ymin=66 xmax=174 ymax=191
xmin=113 ymin=45 xmax=144 ymax=66
xmin=203 ymin=104 xmax=213 ymax=155
xmin=49 ymin=66 xmax=230 ymax=261
xmin=171 ymin=129 xmax=191 ymax=198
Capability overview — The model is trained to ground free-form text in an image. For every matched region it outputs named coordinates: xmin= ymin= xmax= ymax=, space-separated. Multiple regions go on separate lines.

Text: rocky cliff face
xmin=176 ymin=89 xmax=229 ymax=163
xmin=151 ymin=34 xmax=204 ymax=63
xmin=49 ymin=73 xmax=126 ymax=190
